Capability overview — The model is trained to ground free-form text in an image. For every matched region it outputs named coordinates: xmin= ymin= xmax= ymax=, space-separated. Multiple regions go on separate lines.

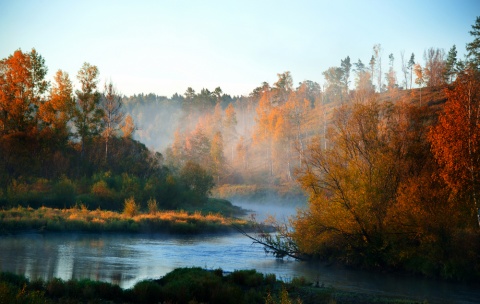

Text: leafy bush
xmin=231 ymin=269 xmax=264 ymax=287
xmin=123 ymin=197 xmax=139 ymax=217
xmin=132 ymin=280 xmax=162 ymax=304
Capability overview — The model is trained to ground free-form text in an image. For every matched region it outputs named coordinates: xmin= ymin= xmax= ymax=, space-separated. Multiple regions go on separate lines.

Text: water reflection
xmin=0 ymin=233 xmax=479 ymax=303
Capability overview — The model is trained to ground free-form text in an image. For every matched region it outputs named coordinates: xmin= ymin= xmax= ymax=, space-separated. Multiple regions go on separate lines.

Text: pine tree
xmin=466 ymin=16 xmax=480 ymax=70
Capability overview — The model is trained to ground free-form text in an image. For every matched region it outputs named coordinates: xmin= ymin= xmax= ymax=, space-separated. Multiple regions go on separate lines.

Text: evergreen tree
xmin=444 ymin=45 xmax=458 ymax=83
xmin=466 ymin=16 xmax=480 ymax=70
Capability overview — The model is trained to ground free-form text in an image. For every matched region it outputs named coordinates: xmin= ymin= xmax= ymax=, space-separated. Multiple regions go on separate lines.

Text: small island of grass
xmin=0 ymin=199 xmax=251 ymax=235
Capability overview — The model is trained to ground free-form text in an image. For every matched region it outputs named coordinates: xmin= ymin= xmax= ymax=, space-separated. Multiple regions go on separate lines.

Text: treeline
xmin=122 ymin=31 xmax=467 ymax=191
xmin=0 ymin=50 xmax=214 ymax=211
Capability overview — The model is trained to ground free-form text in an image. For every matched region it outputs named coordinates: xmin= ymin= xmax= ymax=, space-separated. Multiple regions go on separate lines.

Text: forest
xmin=1 ymin=17 xmax=480 ymax=280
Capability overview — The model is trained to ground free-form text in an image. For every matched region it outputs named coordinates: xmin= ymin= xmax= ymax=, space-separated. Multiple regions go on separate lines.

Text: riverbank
xmin=0 ymin=205 xmax=251 ymax=234
xmin=0 ymin=268 xmax=422 ymax=304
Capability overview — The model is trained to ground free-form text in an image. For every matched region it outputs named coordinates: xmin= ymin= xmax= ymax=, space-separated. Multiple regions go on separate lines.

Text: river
xmin=0 ymin=202 xmax=479 ymax=303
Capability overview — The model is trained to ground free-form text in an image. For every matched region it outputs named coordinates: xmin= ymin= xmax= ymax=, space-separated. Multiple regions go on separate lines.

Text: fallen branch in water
xmin=234 ymin=214 xmax=306 ymax=261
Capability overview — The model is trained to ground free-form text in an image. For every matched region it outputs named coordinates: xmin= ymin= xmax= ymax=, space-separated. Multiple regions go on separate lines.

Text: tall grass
xmin=0 ymin=205 xmax=249 ymax=234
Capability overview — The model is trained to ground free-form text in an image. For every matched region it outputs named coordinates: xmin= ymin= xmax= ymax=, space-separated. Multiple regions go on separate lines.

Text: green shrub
xmin=52 ymin=176 xmax=76 ymax=208
xmin=75 ymin=194 xmax=96 ymax=209
xmin=133 ymin=280 xmax=162 ymax=304
xmin=231 ymin=269 xmax=264 ymax=287
xmin=91 ymin=180 xmax=115 ymax=201
xmin=46 ymin=278 xmax=66 ymax=298
xmin=0 ymin=272 xmax=28 ymax=288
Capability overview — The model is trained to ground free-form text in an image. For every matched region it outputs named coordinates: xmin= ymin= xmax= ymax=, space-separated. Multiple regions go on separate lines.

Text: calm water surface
xmin=1 ymin=232 xmax=479 ymax=303
xmin=1 ymin=200 xmax=479 ymax=303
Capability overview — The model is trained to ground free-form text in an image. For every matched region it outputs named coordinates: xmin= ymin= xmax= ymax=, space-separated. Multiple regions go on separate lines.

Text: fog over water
xmin=1 ymin=230 xmax=479 ymax=303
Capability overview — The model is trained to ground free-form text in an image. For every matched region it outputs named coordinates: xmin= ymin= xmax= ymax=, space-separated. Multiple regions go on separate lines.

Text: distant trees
xmin=0 ymin=49 xmax=216 ymax=212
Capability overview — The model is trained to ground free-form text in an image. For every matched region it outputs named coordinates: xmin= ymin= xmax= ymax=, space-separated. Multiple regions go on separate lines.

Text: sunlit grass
xmin=0 ymin=205 xmax=249 ymax=234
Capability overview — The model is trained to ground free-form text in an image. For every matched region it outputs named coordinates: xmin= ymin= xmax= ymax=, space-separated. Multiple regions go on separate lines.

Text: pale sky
xmin=1 ymin=0 xmax=478 ymax=97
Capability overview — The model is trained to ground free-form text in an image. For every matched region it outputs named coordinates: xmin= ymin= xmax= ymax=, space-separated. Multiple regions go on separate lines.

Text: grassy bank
xmin=0 ymin=268 xmax=422 ymax=304
xmin=0 ymin=205 xmax=250 ymax=234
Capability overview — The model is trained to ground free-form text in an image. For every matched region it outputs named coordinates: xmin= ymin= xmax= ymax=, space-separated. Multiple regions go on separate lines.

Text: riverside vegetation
xmin=0 ymin=267 xmax=422 ymax=304
xmin=0 ymin=200 xmax=248 ymax=235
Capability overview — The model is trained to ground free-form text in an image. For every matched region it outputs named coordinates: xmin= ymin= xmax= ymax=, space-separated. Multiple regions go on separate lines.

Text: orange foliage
xmin=428 ymin=69 xmax=480 ymax=226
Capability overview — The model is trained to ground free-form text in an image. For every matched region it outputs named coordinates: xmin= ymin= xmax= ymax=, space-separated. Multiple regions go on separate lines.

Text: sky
xmin=1 ymin=0 xmax=479 ymax=97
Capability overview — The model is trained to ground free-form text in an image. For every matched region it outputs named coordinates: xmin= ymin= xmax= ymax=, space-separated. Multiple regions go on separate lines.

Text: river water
xmin=0 ymin=202 xmax=479 ymax=303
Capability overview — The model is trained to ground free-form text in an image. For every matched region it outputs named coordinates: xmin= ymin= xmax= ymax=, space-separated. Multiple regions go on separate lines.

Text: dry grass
xmin=0 ymin=205 xmax=248 ymax=234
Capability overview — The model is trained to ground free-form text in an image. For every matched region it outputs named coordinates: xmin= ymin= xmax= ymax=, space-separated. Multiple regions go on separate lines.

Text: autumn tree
xmin=284 ymin=86 xmax=310 ymax=168
xmin=210 ymin=131 xmax=226 ymax=183
xmin=73 ymin=62 xmax=103 ymax=158
xmin=385 ymin=53 xmax=397 ymax=90
xmin=253 ymin=90 xmax=275 ymax=176
xmin=121 ymin=114 xmax=135 ymax=138
xmin=353 ymin=59 xmax=374 ymax=101
xmin=423 ymin=47 xmax=446 ymax=87
xmin=294 ymin=100 xmax=402 ymax=265
xmin=429 ymin=69 xmax=480 ymax=227
xmin=235 ymin=135 xmax=249 ymax=173
xmin=0 ymin=49 xmax=48 ymax=134
xmin=414 ymin=64 xmax=425 ymax=105
xmin=206 ymin=102 xmax=223 ymax=137
xmin=185 ymin=124 xmax=211 ymax=167
xmin=322 ymin=67 xmax=344 ymax=103
xmin=37 ymin=69 xmax=75 ymax=153
xmin=223 ymin=103 xmax=237 ymax=160
xmin=39 ymin=70 xmax=74 ymax=130
xmin=273 ymin=71 xmax=293 ymax=104
xmin=101 ymin=81 xmax=125 ymax=162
